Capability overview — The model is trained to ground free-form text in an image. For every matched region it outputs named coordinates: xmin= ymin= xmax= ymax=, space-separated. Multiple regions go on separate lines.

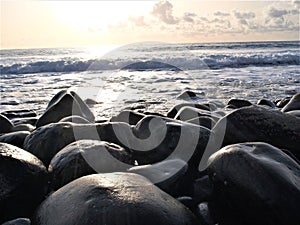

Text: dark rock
xmin=132 ymin=115 xmax=211 ymax=168
xmin=195 ymin=202 xmax=215 ymax=225
xmin=207 ymin=142 xmax=300 ymax=225
xmin=167 ymin=103 xmax=210 ymax=118
xmin=12 ymin=124 xmax=35 ymax=132
xmin=192 ymin=175 xmax=213 ymax=203
xmin=257 ymin=99 xmax=276 ymax=108
xmin=287 ymin=110 xmax=300 ymax=118
xmin=128 ymin=159 xmax=191 ymax=197
xmin=176 ymin=196 xmax=197 ymax=211
xmin=59 ymin=115 xmax=91 ymax=124
xmin=174 ymin=106 xmax=220 ymax=122
xmin=2 ymin=218 xmax=31 ymax=225
xmin=32 ymin=173 xmax=199 ymax=225
xmin=24 ymin=117 xmax=211 ymax=170
xmin=12 ymin=117 xmax=37 ymax=126
xmin=49 ymin=140 xmax=134 ymax=190
xmin=227 ymin=98 xmax=252 ymax=108
xmin=24 ymin=122 xmax=78 ymax=165
xmin=276 ymin=96 xmax=291 ymax=108
xmin=213 ymin=106 xmax=300 ymax=159
xmin=186 ymin=116 xmax=216 ymax=129
xmin=84 ymin=98 xmax=102 ymax=105
xmin=0 ymin=143 xmax=48 ymax=223
xmin=1 ymin=109 xmax=37 ymax=119
xmin=282 ymin=92 xmax=300 ymax=112
xmin=177 ymin=90 xmax=198 ymax=100
xmin=0 ymin=131 xmax=30 ymax=148
xmin=36 ymin=91 xmax=95 ymax=128
xmin=110 ymin=110 xmax=145 ymax=125
xmin=0 ymin=114 xmax=14 ymax=133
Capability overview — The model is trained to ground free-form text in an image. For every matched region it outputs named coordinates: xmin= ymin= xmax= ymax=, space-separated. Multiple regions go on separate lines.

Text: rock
xmin=174 ymin=106 xmax=220 ymax=122
xmin=49 ymin=140 xmax=134 ymax=190
xmin=128 ymin=159 xmax=191 ymax=197
xmin=0 ymin=114 xmax=14 ymax=133
xmin=131 ymin=115 xmax=211 ymax=168
xmin=2 ymin=218 xmax=31 ymax=225
xmin=84 ymin=98 xmax=102 ymax=105
xmin=24 ymin=122 xmax=77 ymax=165
xmin=1 ymin=109 xmax=37 ymax=119
xmin=36 ymin=90 xmax=94 ymax=127
xmin=195 ymin=202 xmax=215 ymax=225
xmin=0 ymin=143 xmax=48 ymax=223
xmin=257 ymin=99 xmax=276 ymax=108
xmin=24 ymin=117 xmax=211 ymax=170
xmin=32 ymin=173 xmax=199 ymax=225
xmin=207 ymin=142 xmax=300 ymax=225
xmin=282 ymin=92 xmax=300 ymax=112
xmin=12 ymin=124 xmax=35 ymax=132
xmin=186 ymin=116 xmax=216 ymax=129
xmin=0 ymin=131 xmax=30 ymax=148
xmin=287 ymin=110 xmax=300 ymax=118
xmin=276 ymin=96 xmax=291 ymax=108
xmin=176 ymin=196 xmax=197 ymax=211
xmin=227 ymin=98 xmax=252 ymax=108
xmin=59 ymin=115 xmax=91 ymax=124
xmin=212 ymin=106 xmax=300 ymax=160
xmin=192 ymin=175 xmax=213 ymax=203
xmin=12 ymin=117 xmax=37 ymax=126
xmin=177 ymin=90 xmax=198 ymax=100
xmin=110 ymin=110 xmax=145 ymax=125
xmin=167 ymin=103 xmax=210 ymax=118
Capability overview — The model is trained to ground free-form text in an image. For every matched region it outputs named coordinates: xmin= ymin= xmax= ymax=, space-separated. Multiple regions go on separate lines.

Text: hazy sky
xmin=1 ymin=0 xmax=299 ymax=49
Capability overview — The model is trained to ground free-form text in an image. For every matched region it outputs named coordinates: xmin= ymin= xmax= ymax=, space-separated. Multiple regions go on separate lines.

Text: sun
xmin=50 ymin=1 xmax=155 ymax=32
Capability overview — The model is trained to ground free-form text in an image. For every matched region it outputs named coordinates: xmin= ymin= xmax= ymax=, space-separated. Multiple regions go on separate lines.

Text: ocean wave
xmin=1 ymin=53 xmax=299 ymax=75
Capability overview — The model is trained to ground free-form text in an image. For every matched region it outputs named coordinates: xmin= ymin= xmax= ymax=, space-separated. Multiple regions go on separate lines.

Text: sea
xmin=1 ymin=41 xmax=299 ymax=119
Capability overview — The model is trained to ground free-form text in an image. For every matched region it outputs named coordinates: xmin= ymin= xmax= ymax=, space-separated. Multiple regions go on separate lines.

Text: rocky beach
xmin=0 ymin=88 xmax=300 ymax=225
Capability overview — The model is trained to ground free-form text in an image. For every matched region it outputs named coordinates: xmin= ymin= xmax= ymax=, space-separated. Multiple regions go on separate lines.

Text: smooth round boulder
xmin=131 ymin=115 xmax=211 ymax=168
xmin=282 ymin=92 xmax=300 ymax=112
xmin=36 ymin=91 xmax=94 ymax=127
xmin=212 ymin=105 xmax=300 ymax=160
xmin=276 ymin=96 xmax=291 ymax=108
xmin=257 ymin=99 xmax=276 ymax=108
xmin=12 ymin=124 xmax=35 ymax=132
xmin=32 ymin=173 xmax=199 ymax=225
xmin=174 ymin=106 xmax=220 ymax=122
xmin=167 ymin=103 xmax=210 ymax=118
xmin=2 ymin=218 xmax=31 ymax=225
xmin=110 ymin=110 xmax=145 ymax=125
xmin=287 ymin=110 xmax=300 ymax=118
xmin=128 ymin=159 xmax=191 ymax=197
xmin=49 ymin=140 xmax=134 ymax=190
xmin=207 ymin=142 xmax=300 ymax=225
xmin=227 ymin=98 xmax=252 ymax=108
xmin=177 ymin=90 xmax=198 ymax=100
xmin=0 ymin=143 xmax=48 ymax=223
xmin=0 ymin=114 xmax=14 ymax=133
xmin=0 ymin=131 xmax=30 ymax=148
xmin=59 ymin=115 xmax=91 ymax=124
xmin=186 ymin=116 xmax=216 ymax=129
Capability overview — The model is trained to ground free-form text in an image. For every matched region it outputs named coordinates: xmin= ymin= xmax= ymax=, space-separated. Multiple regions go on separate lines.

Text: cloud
xmin=268 ymin=7 xmax=299 ymax=18
xmin=234 ymin=11 xmax=256 ymax=19
xmin=152 ymin=0 xmax=178 ymax=24
xmin=183 ymin=12 xmax=197 ymax=23
xmin=214 ymin=11 xmax=230 ymax=17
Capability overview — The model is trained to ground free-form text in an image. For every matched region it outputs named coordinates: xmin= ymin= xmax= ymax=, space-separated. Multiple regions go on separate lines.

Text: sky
xmin=0 ymin=0 xmax=299 ymax=49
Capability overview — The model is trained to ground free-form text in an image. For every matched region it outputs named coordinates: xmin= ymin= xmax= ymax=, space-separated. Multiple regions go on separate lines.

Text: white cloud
xmin=152 ymin=1 xmax=179 ymax=24
xmin=214 ymin=11 xmax=230 ymax=17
